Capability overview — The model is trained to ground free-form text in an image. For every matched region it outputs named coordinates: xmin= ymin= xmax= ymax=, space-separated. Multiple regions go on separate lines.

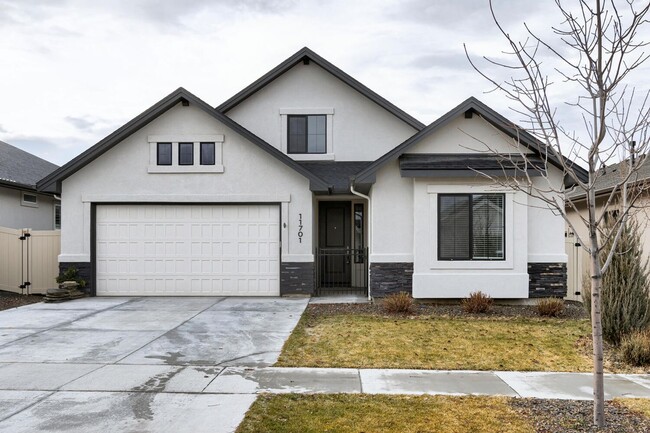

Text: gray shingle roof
xmin=298 ymin=161 xmax=373 ymax=193
xmin=567 ymin=158 xmax=650 ymax=199
xmin=0 ymin=141 xmax=59 ymax=189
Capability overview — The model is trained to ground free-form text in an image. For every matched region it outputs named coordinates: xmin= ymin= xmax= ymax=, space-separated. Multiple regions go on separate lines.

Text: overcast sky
xmin=1 ymin=0 xmax=649 ymax=166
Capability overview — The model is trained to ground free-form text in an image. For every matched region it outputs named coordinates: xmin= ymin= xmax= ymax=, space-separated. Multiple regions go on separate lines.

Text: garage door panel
xmin=96 ymin=204 xmax=280 ymax=296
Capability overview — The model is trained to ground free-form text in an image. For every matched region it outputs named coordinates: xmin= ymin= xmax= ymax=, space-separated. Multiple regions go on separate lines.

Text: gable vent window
xmin=21 ymin=192 xmax=38 ymax=207
xmin=178 ymin=142 xmax=194 ymax=165
xmin=200 ymin=142 xmax=215 ymax=165
xmin=288 ymin=115 xmax=326 ymax=154
xmin=438 ymin=193 xmax=505 ymax=261
xmin=148 ymin=135 xmax=224 ymax=173
xmin=157 ymin=142 xmax=172 ymax=165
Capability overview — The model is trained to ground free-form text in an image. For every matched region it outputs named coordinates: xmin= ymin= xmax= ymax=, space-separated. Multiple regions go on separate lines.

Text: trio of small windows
xmin=156 ymin=142 xmax=216 ymax=166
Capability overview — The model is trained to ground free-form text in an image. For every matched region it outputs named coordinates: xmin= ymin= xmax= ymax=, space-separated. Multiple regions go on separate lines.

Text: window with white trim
xmin=438 ymin=194 xmax=505 ymax=261
xmin=54 ymin=204 xmax=61 ymax=229
xmin=21 ymin=192 xmax=38 ymax=207
xmin=148 ymin=135 xmax=224 ymax=173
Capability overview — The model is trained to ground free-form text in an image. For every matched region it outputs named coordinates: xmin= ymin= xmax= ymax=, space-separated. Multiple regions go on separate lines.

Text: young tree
xmin=465 ymin=0 xmax=650 ymax=427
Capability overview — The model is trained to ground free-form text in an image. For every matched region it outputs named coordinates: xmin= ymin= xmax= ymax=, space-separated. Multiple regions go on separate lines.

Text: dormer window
xmin=280 ymin=109 xmax=333 ymax=160
xmin=288 ymin=115 xmax=326 ymax=154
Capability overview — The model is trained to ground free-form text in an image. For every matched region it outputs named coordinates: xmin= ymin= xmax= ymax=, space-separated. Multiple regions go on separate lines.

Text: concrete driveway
xmin=0 ymin=296 xmax=309 ymax=433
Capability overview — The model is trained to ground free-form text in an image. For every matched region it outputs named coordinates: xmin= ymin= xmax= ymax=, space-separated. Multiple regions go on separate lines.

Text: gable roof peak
xmin=216 ymin=47 xmax=425 ymax=130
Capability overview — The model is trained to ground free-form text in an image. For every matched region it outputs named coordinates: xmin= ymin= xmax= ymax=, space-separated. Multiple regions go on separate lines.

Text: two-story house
xmin=37 ymin=48 xmax=579 ymax=299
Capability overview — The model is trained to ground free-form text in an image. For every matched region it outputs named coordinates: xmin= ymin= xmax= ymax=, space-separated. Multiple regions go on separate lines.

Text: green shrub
xmin=621 ymin=330 xmax=650 ymax=366
xmin=584 ymin=216 xmax=650 ymax=344
xmin=382 ymin=292 xmax=414 ymax=314
xmin=536 ymin=298 xmax=565 ymax=317
xmin=462 ymin=291 xmax=493 ymax=314
xmin=56 ymin=266 xmax=86 ymax=288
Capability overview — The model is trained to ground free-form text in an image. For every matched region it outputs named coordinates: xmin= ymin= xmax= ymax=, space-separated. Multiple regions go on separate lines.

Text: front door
xmin=318 ymin=201 xmax=351 ymax=286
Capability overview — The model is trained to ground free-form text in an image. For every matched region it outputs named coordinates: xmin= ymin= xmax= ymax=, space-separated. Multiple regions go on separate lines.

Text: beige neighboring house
xmin=565 ymin=159 xmax=650 ymax=301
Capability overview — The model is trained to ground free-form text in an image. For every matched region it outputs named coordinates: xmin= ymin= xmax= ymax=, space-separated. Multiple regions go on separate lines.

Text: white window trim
xmin=280 ymin=108 xmax=334 ymax=161
xmin=54 ymin=204 xmax=61 ymax=230
xmin=21 ymin=192 xmax=38 ymax=207
xmin=427 ymin=184 xmax=517 ymax=270
xmin=147 ymin=135 xmax=225 ymax=173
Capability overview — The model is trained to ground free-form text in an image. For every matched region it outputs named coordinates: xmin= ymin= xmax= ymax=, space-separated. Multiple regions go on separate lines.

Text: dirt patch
xmin=510 ymin=398 xmax=650 ymax=432
xmin=0 ymin=290 xmax=43 ymax=311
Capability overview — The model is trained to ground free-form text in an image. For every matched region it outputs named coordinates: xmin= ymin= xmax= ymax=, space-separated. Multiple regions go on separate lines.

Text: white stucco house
xmin=37 ymin=47 xmax=584 ymax=299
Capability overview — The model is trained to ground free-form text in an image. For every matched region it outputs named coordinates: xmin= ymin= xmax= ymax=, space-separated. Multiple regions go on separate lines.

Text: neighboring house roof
xmin=216 ymin=47 xmax=426 ymax=131
xmin=37 ymin=88 xmax=331 ymax=194
xmin=0 ymin=140 xmax=59 ymax=191
xmin=566 ymin=157 xmax=650 ymax=200
xmin=354 ymin=97 xmax=589 ymax=186
xmin=398 ymin=153 xmax=547 ymax=178
xmin=298 ymin=161 xmax=373 ymax=194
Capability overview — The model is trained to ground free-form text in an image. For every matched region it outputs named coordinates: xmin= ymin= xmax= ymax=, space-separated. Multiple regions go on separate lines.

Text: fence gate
xmin=565 ymin=235 xmax=584 ymax=303
xmin=315 ymin=247 xmax=368 ymax=296
xmin=0 ymin=226 xmax=60 ymax=294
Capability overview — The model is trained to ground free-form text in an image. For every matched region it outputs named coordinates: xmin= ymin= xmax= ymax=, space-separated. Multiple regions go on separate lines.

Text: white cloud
xmin=0 ymin=0 xmax=648 ymax=166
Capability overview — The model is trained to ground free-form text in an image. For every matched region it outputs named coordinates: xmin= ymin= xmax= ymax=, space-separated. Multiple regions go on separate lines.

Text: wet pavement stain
xmin=129 ymin=368 xmax=182 ymax=421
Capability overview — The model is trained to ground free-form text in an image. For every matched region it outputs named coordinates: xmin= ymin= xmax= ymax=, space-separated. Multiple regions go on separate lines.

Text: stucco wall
xmin=369 ymin=112 xmax=567 ymax=298
xmin=408 ymin=115 xmax=533 ymax=155
xmin=369 ymin=160 xmax=414 ymax=263
xmin=60 ymin=102 xmax=314 ymax=265
xmin=227 ymin=62 xmax=418 ymax=161
xmin=0 ymin=186 xmax=58 ymax=230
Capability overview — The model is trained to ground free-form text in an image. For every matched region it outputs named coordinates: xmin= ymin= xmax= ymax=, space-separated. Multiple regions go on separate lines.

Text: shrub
xmin=462 ymin=291 xmax=493 ymax=314
xmin=382 ymin=292 xmax=414 ymax=314
xmin=621 ymin=330 xmax=650 ymax=366
xmin=56 ymin=266 xmax=86 ymax=288
xmin=583 ymin=216 xmax=650 ymax=344
xmin=536 ymin=298 xmax=565 ymax=317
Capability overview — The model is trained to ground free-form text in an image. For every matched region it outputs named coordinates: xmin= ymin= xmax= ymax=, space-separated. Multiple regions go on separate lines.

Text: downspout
xmin=350 ymin=178 xmax=372 ymax=301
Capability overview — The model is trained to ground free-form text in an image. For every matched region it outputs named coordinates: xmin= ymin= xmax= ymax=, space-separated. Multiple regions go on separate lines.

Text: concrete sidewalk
xmin=3 ymin=364 xmax=650 ymax=400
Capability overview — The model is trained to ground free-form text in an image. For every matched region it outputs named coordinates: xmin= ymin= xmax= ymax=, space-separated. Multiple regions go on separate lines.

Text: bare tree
xmin=464 ymin=0 xmax=650 ymax=427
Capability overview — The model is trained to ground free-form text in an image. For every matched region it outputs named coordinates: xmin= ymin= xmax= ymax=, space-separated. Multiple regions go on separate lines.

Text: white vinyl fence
xmin=0 ymin=226 xmax=60 ymax=294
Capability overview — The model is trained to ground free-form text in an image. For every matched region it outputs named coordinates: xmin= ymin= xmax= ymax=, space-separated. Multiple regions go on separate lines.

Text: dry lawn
xmin=616 ymin=398 xmax=650 ymax=418
xmin=277 ymin=309 xmax=592 ymax=371
xmin=236 ymin=394 xmax=533 ymax=433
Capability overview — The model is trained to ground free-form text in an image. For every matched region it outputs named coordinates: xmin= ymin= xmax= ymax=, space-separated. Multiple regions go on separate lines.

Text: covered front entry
xmin=95 ymin=204 xmax=280 ymax=296
xmin=316 ymin=200 xmax=367 ymax=296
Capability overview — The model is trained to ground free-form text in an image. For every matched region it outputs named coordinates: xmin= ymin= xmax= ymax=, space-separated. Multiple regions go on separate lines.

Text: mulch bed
xmin=308 ymin=300 xmax=588 ymax=320
xmin=510 ymin=398 xmax=650 ymax=432
xmin=0 ymin=290 xmax=43 ymax=311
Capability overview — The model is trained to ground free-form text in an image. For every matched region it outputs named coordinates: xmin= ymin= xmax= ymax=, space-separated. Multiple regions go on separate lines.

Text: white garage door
xmin=95 ymin=204 xmax=280 ymax=296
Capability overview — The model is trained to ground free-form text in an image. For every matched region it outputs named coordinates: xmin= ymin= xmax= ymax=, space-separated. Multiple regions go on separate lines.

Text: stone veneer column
xmin=369 ymin=262 xmax=413 ymax=297
xmin=58 ymin=262 xmax=93 ymax=295
xmin=528 ymin=262 xmax=567 ymax=298
xmin=280 ymin=262 xmax=314 ymax=296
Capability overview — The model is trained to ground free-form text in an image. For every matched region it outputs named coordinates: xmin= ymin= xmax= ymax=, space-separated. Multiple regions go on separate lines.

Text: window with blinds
xmin=438 ymin=193 xmax=505 ymax=261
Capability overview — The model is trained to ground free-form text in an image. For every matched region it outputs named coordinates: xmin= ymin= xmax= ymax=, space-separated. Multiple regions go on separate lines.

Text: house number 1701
xmin=298 ymin=213 xmax=303 ymax=243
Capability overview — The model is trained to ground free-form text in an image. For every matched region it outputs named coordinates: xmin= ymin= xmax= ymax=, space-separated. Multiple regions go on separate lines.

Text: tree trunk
xmin=589 ymin=213 xmax=605 ymax=427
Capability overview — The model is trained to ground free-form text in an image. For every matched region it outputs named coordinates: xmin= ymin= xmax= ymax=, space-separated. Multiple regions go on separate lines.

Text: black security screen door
xmin=318 ymin=201 xmax=351 ymax=286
